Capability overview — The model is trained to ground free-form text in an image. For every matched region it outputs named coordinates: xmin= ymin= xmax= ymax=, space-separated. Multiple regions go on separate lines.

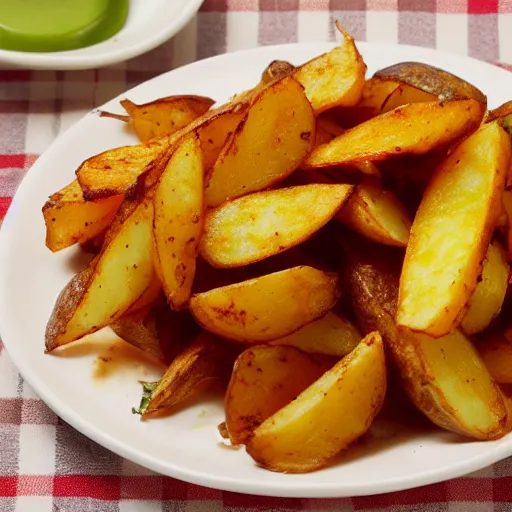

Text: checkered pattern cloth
xmin=2 ymin=0 xmax=512 ymax=510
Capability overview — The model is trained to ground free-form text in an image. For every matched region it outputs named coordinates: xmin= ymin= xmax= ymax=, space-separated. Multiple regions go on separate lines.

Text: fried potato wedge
xmin=111 ymin=307 xmax=166 ymax=363
xmin=337 ymin=180 xmax=411 ymax=247
xmin=77 ymin=105 xmax=246 ymax=201
xmin=124 ymin=274 xmax=162 ymax=315
xmin=397 ymin=122 xmax=511 ymax=337
xmin=201 ymin=184 xmax=353 ymax=268
xmin=189 ymin=266 xmax=340 ymax=343
xmin=45 ymin=197 xmax=155 ymax=351
xmin=225 ymin=345 xmax=332 ymax=445
xmin=143 ymin=332 xmax=232 ymax=418
xmin=269 ymin=311 xmax=361 ymax=357
xmin=153 ymin=132 xmax=204 ymax=309
xmin=380 ymin=84 xmax=437 ymax=113
xmin=347 ymin=239 xmax=510 ymax=440
xmin=43 ymin=180 xmax=124 ymax=252
xmin=293 ymin=25 xmax=366 ymax=113
xmin=246 ymin=332 xmax=386 ymax=473
xmin=116 ymin=96 xmax=214 ymax=142
xmin=205 ymin=76 xmax=315 ymax=207
xmin=76 ymin=138 xmax=169 ymax=201
xmin=477 ymin=330 xmax=512 ymax=384
xmin=374 ymin=61 xmax=487 ymax=104
xmin=461 ymin=241 xmax=510 ymax=335
xmin=303 ymin=100 xmax=485 ymax=169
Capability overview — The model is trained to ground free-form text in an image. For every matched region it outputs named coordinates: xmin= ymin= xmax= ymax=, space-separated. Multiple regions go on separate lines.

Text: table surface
xmin=2 ymin=1 xmax=512 ymax=510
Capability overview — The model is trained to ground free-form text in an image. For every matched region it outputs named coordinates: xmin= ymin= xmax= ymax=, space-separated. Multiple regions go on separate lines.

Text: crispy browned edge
xmin=121 ymin=95 xmax=215 ymax=111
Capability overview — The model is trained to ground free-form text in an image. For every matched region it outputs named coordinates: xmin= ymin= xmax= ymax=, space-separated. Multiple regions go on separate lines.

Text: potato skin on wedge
xmin=225 ymin=345 xmax=333 ymax=445
xmin=201 ymin=184 xmax=353 ymax=268
xmin=245 ymin=332 xmax=386 ymax=473
xmin=346 ymin=239 xmax=510 ymax=440
xmin=45 ymin=197 xmax=155 ymax=351
xmin=189 ymin=266 xmax=340 ymax=343
xmin=303 ymin=99 xmax=485 ymax=169
xmin=143 ymin=332 xmax=235 ymax=418
xmin=153 ymin=132 xmax=204 ymax=310
xmin=205 ymin=76 xmax=315 ymax=208
xmin=397 ymin=122 xmax=511 ymax=337
xmin=374 ymin=61 xmax=487 ymax=104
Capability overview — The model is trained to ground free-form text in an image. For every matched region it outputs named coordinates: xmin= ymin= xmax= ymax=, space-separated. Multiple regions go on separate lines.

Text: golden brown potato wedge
xmin=461 ymin=241 xmax=510 ymax=335
xmin=153 ymin=132 xmax=204 ymax=310
xmin=142 ymin=332 xmax=236 ymax=418
xmin=225 ymin=345 xmax=332 ymax=445
xmin=205 ymin=76 xmax=315 ymax=207
xmin=303 ymin=100 xmax=485 ymax=169
xmin=269 ymin=311 xmax=361 ymax=357
xmin=45 ymin=197 xmax=155 ymax=351
xmin=43 ymin=180 xmax=124 ymax=252
xmin=261 ymin=60 xmax=295 ymax=84
xmin=189 ymin=266 xmax=340 ymax=343
xmin=77 ymin=104 xmax=246 ymax=201
xmin=346 ymin=238 xmax=510 ymax=440
xmin=374 ymin=62 xmax=487 ymax=104
xmin=337 ymin=180 xmax=411 ymax=247
xmin=76 ymin=138 xmax=169 ymax=201
xmin=477 ymin=330 xmax=512 ymax=384
xmin=293 ymin=25 xmax=366 ymax=113
xmin=201 ymin=184 xmax=353 ymax=268
xmin=245 ymin=332 xmax=386 ymax=473
xmin=110 ymin=95 xmax=215 ymax=142
xmin=397 ymin=122 xmax=511 ymax=337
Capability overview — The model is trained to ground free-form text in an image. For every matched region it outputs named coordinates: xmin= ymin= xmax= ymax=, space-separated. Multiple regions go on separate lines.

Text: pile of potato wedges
xmin=43 ymin=23 xmax=512 ymax=474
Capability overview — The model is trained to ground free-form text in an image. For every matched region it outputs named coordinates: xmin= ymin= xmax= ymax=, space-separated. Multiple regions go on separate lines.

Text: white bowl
xmin=1 ymin=42 xmax=512 ymax=498
xmin=0 ymin=0 xmax=203 ymax=70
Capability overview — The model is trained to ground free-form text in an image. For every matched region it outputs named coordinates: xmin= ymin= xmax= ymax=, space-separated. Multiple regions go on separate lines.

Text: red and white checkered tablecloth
xmin=2 ymin=0 xmax=512 ymax=510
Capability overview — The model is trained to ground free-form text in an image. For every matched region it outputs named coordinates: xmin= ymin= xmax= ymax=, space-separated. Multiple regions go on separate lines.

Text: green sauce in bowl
xmin=0 ymin=0 xmax=129 ymax=52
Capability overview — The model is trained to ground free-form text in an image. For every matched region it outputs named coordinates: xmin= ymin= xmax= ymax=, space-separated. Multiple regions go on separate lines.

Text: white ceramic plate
xmin=0 ymin=0 xmax=202 ymax=70
xmin=1 ymin=42 xmax=512 ymax=498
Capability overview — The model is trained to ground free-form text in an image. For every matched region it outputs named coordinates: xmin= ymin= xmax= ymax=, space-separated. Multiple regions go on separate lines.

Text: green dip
xmin=0 ymin=0 xmax=129 ymax=52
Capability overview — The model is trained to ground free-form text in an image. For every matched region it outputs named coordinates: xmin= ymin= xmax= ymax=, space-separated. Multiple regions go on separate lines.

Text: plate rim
xmin=0 ymin=0 xmax=203 ymax=70
xmin=1 ymin=40 xmax=512 ymax=498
